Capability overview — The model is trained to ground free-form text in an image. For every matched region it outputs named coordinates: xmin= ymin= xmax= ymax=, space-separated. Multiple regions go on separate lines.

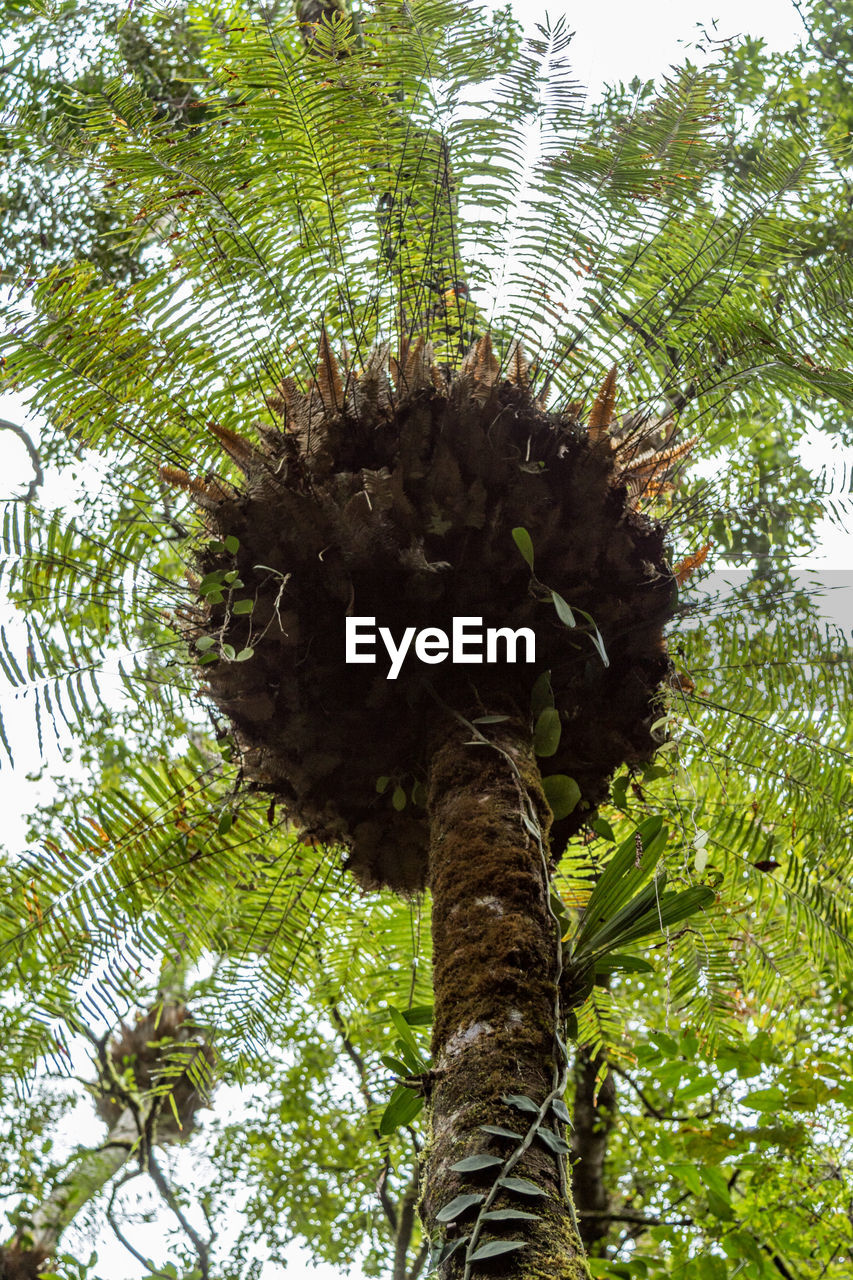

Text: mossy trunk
xmin=422 ymin=721 xmax=591 ymax=1279
xmin=9 ymin=1105 xmax=143 ymax=1262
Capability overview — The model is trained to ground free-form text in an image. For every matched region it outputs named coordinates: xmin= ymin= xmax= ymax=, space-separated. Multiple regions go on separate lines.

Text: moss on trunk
xmin=422 ymin=720 xmax=591 ymax=1279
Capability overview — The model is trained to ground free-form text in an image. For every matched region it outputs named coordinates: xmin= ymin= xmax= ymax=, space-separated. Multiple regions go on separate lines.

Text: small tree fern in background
xmin=1 ymin=0 xmax=853 ymax=1277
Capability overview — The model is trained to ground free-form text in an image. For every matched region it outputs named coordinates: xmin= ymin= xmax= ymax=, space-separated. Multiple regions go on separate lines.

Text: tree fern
xmin=2 ymin=1 xmax=853 ymax=1273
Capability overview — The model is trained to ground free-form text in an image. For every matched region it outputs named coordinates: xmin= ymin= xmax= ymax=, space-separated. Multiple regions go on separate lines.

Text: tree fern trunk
xmin=422 ymin=721 xmax=591 ymax=1279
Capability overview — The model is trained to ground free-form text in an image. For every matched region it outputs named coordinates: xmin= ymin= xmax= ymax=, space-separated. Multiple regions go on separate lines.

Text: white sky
xmin=1 ymin=1 xmax=848 ymax=1276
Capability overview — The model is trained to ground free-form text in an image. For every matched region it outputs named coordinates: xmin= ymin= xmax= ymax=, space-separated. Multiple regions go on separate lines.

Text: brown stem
xmin=421 ymin=719 xmax=590 ymax=1279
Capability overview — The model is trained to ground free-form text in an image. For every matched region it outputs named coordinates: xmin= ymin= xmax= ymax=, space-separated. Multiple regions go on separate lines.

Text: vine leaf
xmin=481 ymin=1209 xmax=539 ymax=1222
xmin=436 ymin=1193 xmax=484 ymax=1222
xmin=469 ymin=1239 xmax=527 ymax=1260
xmin=511 ymin=526 xmax=534 ymax=570
xmin=533 ymin=707 xmax=561 ymax=757
xmin=501 ymin=1093 xmax=539 ymax=1114
xmin=551 ymin=590 xmax=576 ymax=627
xmin=498 ymin=1176 xmax=545 ymax=1196
xmin=450 ymin=1154 xmax=504 ymax=1173
xmin=478 ymin=1124 xmax=523 ymax=1140
xmin=536 ymin=1128 xmax=571 ymax=1155
xmin=428 ymin=1236 xmax=468 ymax=1273
xmin=551 ymin=1098 xmax=571 ymax=1125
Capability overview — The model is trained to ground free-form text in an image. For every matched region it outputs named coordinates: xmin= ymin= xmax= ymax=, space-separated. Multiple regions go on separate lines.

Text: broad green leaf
xmin=388 ymin=1006 xmax=427 ymax=1068
xmin=400 ymin=1005 xmax=433 ymax=1026
xmin=542 ymin=773 xmax=581 ymax=820
xmin=573 ymin=817 xmax=666 ymax=952
xmin=380 ymin=1054 xmax=410 ymax=1076
xmin=743 ymin=1086 xmax=785 ymax=1112
xmin=600 ymin=886 xmax=716 ymax=950
xmin=379 ymin=1084 xmax=424 ymax=1136
xmin=594 ymin=954 xmax=655 ymax=975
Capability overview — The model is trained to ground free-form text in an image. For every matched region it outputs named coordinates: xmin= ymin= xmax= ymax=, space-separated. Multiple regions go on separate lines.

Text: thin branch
xmin=147 ymin=1148 xmax=211 ymax=1280
xmin=328 ymin=1000 xmax=403 ymax=1233
xmin=791 ymin=0 xmax=853 ymax=74
xmin=329 ymin=1002 xmax=375 ymax=1109
xmin=609 ymin=1063 xmax=712 ymax=1121
xmin=579 ymin=1209 xmax=693 ymax=1226
xmin=375 ymin=1157 xmax=399 ymax=1235
xmin=0 ymin=418 xmax=43 ymax=502
xmin=106 ymin=1171 xmax=150 ymax=1269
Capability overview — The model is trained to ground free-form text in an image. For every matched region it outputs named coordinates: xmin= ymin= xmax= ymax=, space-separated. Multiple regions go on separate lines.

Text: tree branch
xmin=105 ymin=1171 xmax=151 ymax=1269
xmin=329 ymin=1002 xmax=376 ymax=1109
xmin=147 ymin=1148 xmax=212 ymax=1280
xmin=791 ymin=0 xmax=853 ymax=74
xmin=571 ymin=1044 xmax=617 ymax=1253
xmin=23 ymin=1107 xmax=143 ymax=1253
xmin=579 ymin=1209 xmax=693 ymax=1226
xmin=609 ymin=1063 xmax=712 ymax=1121
xmin=375 ymin=1158 xmax=399 ymax=1235
xmin=0 ymin=419 xmax=43 ymax=502
xmin=392 ymin=1182 xmax=418 ymax=1280
xmin=327 ymin=1000 xmax=407 ymax=1236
